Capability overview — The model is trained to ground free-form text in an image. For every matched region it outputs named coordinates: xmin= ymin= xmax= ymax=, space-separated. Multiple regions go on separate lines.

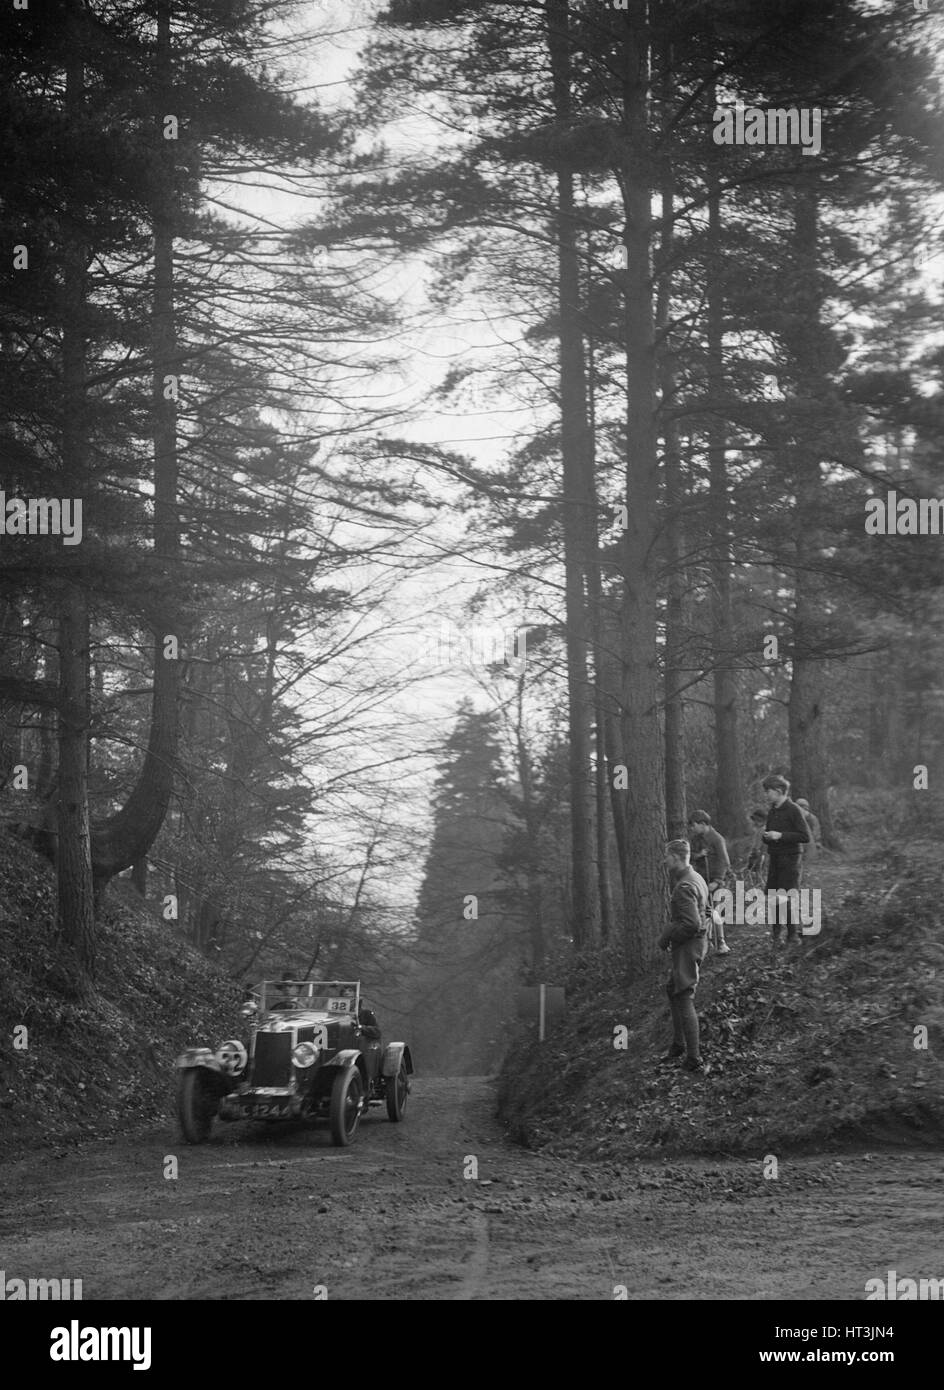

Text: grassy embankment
xmin=0 ymin=830 xmax=240 ymax=1156
xmin=498 ymin=823 xmax=944 ymax=1158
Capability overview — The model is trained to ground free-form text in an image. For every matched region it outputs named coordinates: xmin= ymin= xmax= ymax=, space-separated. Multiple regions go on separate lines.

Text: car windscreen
xmin=260 ymin=981 xmax=358 ymax=1013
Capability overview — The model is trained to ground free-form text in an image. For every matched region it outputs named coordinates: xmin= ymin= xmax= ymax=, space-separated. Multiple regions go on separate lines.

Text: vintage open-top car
xmin=175 ymin=980 xmax=414 ymax=1147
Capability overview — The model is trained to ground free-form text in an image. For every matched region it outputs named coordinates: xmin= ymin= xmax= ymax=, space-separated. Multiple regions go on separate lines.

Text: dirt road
xmin=0 ymin=1078 xmax=940 ymax=1300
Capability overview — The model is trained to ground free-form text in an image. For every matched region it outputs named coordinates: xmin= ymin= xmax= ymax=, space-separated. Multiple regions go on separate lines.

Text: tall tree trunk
xmin=195 ymin=658 xmax=250 ymax=951
xmin=616 ymin=0 xmax=667 ymax=971
xmin=663 ymin=438 xmax=687 ymax=840
xmin=130 ymin=856 xmax=148 ymax=895
xmin=868 ymin=653 xmax=887 ymax=785
xmin=593 ymin=706 xmax=615 ymax=942
xmin=196 ymin=898 xmax=221 ymax=950
xmin=35 ymin=623 xmax=58 ymax=800
xmin=597 ymin=630 xmax=629 ymax=889
xmin=57 ymin=589 xmax=95 ymax=976
xmin=91 ymin=0 xmax=180 ymax=882
xmin=706 ymin=152 xmax=742 ymax=839
xmin=585 ymin=242 xmax=616 ymax=941
xmin=57 ymin=0 xmax=96 ymax=985
xmin=656 ymin=56 xmax=687 ymax=841
xmin=511 ymin=677 xmax=547 ymax=974
xmin=546 ymin=0 xmax=600 ymax=949
xmin=786 ymin=187 xmax=839 ymax=849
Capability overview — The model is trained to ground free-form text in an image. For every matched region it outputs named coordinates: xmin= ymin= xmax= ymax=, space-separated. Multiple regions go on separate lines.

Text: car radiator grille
xmin=251 ymin=1033 xmax=292 ymax=1086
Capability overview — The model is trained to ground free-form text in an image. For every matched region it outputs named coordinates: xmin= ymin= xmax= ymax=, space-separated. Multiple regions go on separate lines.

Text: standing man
xmin=658 ymin=840 xmax=710 ymax=1073
xmin=762 ymin=775 xmax=810 ymax=943
xmin=688 ymin=810 xmax=732 ymax=953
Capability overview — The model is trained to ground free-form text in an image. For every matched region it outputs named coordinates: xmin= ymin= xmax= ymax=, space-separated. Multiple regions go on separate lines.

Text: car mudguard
xmin=381 ymin=1042 xmax=414 ymax=1077
xmin=175 ymin=1046 xmax=225 ymax=1073
xmin=175 ymin=1047 xmax=237 ymax=1096
xmin=321 ymin=1048 xmax=362 ymax=1069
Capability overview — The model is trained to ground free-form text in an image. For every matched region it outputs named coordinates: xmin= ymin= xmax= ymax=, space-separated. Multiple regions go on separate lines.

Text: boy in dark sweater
xmin=762 ymin=775 xmax=810 ymax=942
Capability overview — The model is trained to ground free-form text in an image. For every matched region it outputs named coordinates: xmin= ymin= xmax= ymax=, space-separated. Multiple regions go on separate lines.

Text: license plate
xmin=241 ymin=1099 xmax=291 ymax=1118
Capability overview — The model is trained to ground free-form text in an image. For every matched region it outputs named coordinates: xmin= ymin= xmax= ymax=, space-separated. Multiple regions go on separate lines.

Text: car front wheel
xmin=329 ymin=1067 xmax=363 ymax=1147
xmin=385 ymin=1061 xmax=409 ymax=1122
xmin=177 ymin=1069 xmax=216 ymax=1143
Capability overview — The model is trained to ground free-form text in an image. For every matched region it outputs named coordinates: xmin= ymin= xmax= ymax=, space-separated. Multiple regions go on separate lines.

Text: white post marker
xmin=538 ymin=983 xmax=546 ymax=1042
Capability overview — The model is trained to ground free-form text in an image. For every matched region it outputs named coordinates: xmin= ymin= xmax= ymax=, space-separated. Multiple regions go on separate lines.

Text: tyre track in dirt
xmin=0 ymin=1077 xmax=941 ymax=1300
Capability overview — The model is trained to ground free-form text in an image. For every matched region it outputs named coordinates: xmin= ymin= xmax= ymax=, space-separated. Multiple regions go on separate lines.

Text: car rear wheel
xmin=177 ymin=1069 xmax=216 ymax=1143
xmin=329 ymin=1067 xmax=363 ymax=1146
xmin=385 ymin=1061 xmax=409 ymax=1122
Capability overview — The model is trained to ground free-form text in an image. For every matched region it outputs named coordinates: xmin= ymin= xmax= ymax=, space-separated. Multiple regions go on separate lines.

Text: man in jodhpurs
xmin=658 ymin=839 xmax=709 ymax=1073
xmin=762 ymin=774 xmax=811 ymax=943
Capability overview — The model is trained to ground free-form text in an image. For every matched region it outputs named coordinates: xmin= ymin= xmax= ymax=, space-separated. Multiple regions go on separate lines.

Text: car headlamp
xmin=215 ymin=1040 xmax=248 ymax=1074
xmin=292 ymin=1041 xmax=319 ymax=1068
